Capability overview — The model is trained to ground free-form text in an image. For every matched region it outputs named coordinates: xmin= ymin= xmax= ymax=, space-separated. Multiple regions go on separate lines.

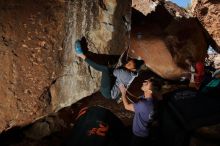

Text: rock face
xmin=0 ymin=0 xmax=66 ymax=133
xmin=132 ymin=0 xmax=164 ymax=15
xmin=52 ymin=0 xmax=131 ymax=111
xmin=191 ymin=0 xmax=220 ymax=51
xmin=0 ymin=0 xmax=131 ymax=132
xmin=130 ymin=1 xmax=208 ymax=79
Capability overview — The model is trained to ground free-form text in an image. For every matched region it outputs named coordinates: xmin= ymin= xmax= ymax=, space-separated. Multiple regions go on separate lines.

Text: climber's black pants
xmin=85 ymin=58 xmax=113 ymax=99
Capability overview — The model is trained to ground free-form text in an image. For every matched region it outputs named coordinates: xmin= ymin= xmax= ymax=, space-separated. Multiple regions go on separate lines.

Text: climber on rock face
xmin=74 ymin=39 xmax=143 ymax=103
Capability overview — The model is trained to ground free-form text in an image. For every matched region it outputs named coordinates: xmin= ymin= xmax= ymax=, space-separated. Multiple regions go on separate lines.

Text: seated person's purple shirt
xmin=133 ymin=96 xmax=154 ymax=137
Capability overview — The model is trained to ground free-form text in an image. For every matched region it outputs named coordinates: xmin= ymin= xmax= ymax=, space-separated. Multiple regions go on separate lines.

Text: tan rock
xmin=132 ymin=0 xmax=162 ymax=15
xmin=0 ymin=0 xmax=130 ymax=132
xmin=191 ymin=0 xmax=220 ymax=51
xmin=130 ymin=1 xmax=207 ymax=79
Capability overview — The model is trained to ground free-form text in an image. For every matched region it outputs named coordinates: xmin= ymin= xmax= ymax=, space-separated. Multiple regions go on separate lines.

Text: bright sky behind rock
xmin=170 ymin=0 xmax=191 ymax=8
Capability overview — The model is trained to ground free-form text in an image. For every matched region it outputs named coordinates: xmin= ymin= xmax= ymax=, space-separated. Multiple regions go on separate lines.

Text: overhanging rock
xmin=130 ymin=1 xmax=208 ymax=79
xmin=132 ymin=0 xmax=163 ymax=15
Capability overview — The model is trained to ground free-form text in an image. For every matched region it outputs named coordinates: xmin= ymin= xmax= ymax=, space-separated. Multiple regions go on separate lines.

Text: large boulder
xmin=130 ymin=1 xmax=208 ymax=79
xmin=0 ymin=0 xmax=66 ymax=133
xmin=0 ymin=0 xmax=131 ymax=132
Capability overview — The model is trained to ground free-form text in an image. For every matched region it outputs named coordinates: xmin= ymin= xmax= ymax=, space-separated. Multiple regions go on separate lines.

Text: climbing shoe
xmin=75 ymin=40 xmax=83 ymax=54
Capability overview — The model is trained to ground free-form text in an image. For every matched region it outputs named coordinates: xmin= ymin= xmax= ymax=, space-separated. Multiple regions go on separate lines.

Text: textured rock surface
xmin=0 ymin=0 xmax=131 ymax=132
xmin=191 ymin=0 xmax=220 ymax=51
xmin=130 ymin=2 xmax=207 ymax=79
xmin=0 ymin=0 xmax=66 ymax=133
xmin=131 ymin=0 xmax=163 ymax=15
xmin=52 ymin=0 xmax=131 ymax=111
